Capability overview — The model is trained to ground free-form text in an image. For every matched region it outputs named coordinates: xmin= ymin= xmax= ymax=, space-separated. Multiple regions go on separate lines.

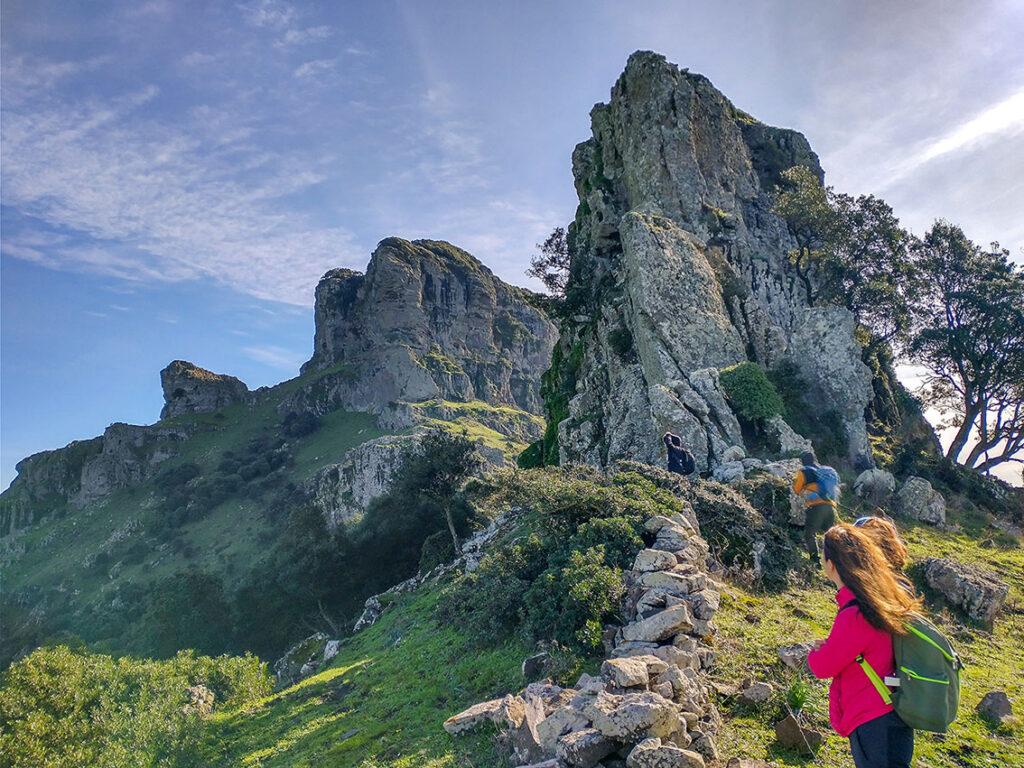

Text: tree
xmin=909 ymin=222 xmax=1024 ymax=473
xmin=527 ymin=227 xmax=570 ymax=297
xmin=774 ymin=166 xmax=915 ymax=350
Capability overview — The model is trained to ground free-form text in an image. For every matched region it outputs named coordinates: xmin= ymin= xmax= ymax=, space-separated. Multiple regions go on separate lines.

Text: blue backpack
xmin=803 ymin=464 xmax=839 ymax=502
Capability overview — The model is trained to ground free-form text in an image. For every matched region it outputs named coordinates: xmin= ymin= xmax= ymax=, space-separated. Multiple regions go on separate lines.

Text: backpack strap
xmin=856 ymin=655 xmax=893 ymax=706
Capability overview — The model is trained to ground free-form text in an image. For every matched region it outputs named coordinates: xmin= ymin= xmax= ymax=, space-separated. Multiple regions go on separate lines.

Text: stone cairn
xmin=444 ymin=506 xmax=721 ymax=768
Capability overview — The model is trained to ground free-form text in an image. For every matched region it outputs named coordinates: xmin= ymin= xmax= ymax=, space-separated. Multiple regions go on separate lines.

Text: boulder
xmin=853 ymin=468 xmax=896 ymax=506
xmin=621 ymin=604 xmax=694 ymax=643
xmin=443 ymin=694 xmax=526 ymax=735
xmin=725 ymin=760 xmax=773 ymax=768
xmin=522 ymin=652 xmax=550 ymax=681
xmin=584 ymin=691 xmax=680 ymax=740
xmin=773 ymin=714 xmax=823 ymax=754
xmin=921 ymin=557 xmax=1009 ymax=624
xmin=766 ymin=415 xmax=812 ymax=455
xmin=737 ymin=681 xmax=773 ymax=706
xmin=639 ymin=571 xmax=706 ymax=597
xmin=976 ymin=691 xmax=1013 ymax=726
xmin=556 ymin=727 xmax=616 ymax=767
xmin=721 ymin=446 xmax=746 ymax=463
xmin=537 ymin=704 xmax=590 ymax=752
xmin=634 ymin=549 xmax=679 ymax=572
xmin=602 ymin=657 xmax=651 ymax=688
xmin=159 ymin=360 xmax=248 ymax=419
xmin=712 ymin=461 xmax=746 ymax=485
xmin=897 ymin=476 xmax=946 ymax=525
xmin=626 ymin=737 xmax=705 ymax=767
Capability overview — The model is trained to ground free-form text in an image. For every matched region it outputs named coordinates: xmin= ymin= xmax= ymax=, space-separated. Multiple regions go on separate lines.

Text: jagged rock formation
xmin=293 ymin=238 xmax=558 ymax=416
xmin=547 ymin=51 xmax=874 ymax=471
xmin=921 ymin=557 xmax=1009 ymax=626
xmin=160 ymin=360 xmax=249 ymax=419
xmin=444 ymin=501 xmax=722 ymax=766
xmin=2 ymin=422 xmax=190 ymax=533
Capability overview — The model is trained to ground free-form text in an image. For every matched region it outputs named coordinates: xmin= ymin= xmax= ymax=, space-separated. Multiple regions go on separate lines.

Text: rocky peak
xmin=552 ymin=51 xmax=873 ymax=469
xmin=298 ymin=237 xmax=558 ymax=414
xmin=160 ymin=360 xmax=249 ymax=420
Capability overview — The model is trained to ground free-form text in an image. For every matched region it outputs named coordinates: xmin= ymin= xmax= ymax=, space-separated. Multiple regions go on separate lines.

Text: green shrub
xmin=439 ymin=466 xmax=673 ymax=656
xmin=418 ymin=530 xmax=455 ymax=574
xmin=720 ymin=362 xmax=784 ymax=424
xmin=0 ymin=645 xmax=270 ymax=768
xmin=517 ymin=439 xmax=544 ymax=469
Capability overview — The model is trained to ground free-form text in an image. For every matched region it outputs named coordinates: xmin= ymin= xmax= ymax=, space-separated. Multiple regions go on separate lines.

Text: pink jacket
xmin=807 ymin=586 xmax=895 ymax=737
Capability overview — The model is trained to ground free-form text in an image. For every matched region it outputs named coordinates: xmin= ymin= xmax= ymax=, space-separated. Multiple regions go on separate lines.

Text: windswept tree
xmin=909 ymin=222 xmax=1024 ymax=473
xmin=527 ymin=226 xmax=571 ymax=297
xmin=775 ymin=166 xmax=914 ymax=350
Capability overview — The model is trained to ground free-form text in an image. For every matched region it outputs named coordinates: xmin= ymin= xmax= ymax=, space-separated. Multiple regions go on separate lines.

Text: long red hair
xmin=823 ymin=523 xmax=921 ymax=634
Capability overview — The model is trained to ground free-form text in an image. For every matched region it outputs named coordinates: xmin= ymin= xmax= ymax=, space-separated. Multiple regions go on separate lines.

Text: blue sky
xmin=2 ymin=0 xmax=1023 ymax=488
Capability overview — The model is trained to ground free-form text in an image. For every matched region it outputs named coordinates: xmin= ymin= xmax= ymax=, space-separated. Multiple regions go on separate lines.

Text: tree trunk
xmin=946 ymin=403 xmax=980 ymax=463
xmin=444 ymin=503 xmax=460 ymax=554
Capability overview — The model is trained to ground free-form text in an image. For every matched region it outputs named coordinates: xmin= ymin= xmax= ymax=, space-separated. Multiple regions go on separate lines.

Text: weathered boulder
xmin=773 ymin=714 xmax=824 ymax=754
xmin=854 ymin=468 xmax=896 ymax=507
xmin=522 ymin=652 xmax=550 ymax=681
xmin=897 ymin=476 xmax=946 ymax=525
xmin=921 ymin=558 xmax=1009 ymax=624
xmin=621 ymin=604 xmax=694 ymax=643
xmin=548 ymin=51 xmax=873 ymax=470
xmin=584 ymin=691 xmax=680 ymax=740
xmin=444 ymin=694 xmax=526 ymax=735
xmin=160 ymin=360 xmax=249 ymax=419
xmin=634 ymin=549 xmax=679 ymax=572
xmin=737 ymin=681 xmax=773 ymax=705
xmin=627 ymin=737 xmax=705 ymax=768
xmin=556 ymin=727 xmax=616 ymax=767
xmin=294 ymin=238 xmax=557 ymax=416
xmin=976 ymin=691 xmax=1013 ymax=726
xmin=766 ymin=415 xmax=812 ymax=456
xmin=602 ymin=657 xmax=651 ymax=688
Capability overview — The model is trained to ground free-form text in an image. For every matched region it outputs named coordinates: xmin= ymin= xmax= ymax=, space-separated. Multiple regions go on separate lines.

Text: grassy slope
xmin=714 ymin=501 xmax=1023 ymax=767
xmin=1 ymin=372 xmax=385 ymax=654
xmin=203 ymin=584 xmax=528 ymax=768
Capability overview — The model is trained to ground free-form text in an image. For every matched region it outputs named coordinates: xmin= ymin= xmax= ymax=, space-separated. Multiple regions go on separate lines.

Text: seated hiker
xmin=792 ymin=449 xmax=840 ymax=561
xmin=807 ymin=524 xmax=922 ymax=768
xmin=663 ymin=432 xmax=696 ymax=478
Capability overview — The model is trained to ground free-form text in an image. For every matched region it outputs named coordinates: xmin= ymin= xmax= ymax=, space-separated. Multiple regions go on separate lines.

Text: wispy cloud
xmin=276 ymin=25 xmax=332 ymax=47
xmin=242 ymin=344 xmax=305 ymax=370
xmin=1 ymin=65 xmax=360 ymax=305
xmin=880 ymin=86 xmax=1024 ymax=189
xmin=294 ymin=58 xmax=336 ymax=78
xmin=237 ymin=0 xmax=295 ymax=29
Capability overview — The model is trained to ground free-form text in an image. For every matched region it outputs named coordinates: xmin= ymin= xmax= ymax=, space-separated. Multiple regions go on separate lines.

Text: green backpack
xmin=855 ymin=611 xmax=963 ymax=733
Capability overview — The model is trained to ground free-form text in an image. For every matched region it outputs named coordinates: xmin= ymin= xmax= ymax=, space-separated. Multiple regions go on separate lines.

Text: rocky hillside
xmin=0 ymin=237 xmax=554 ymax=664
xmin=539 ymin=51 xmax=874 ymax=472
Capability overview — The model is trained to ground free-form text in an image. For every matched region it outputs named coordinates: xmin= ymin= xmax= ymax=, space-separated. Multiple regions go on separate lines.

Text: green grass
xmin=202 ymin=584 xmax=529 ymax=768
xmin=713 ymin=502 xmax=1024 ymax=767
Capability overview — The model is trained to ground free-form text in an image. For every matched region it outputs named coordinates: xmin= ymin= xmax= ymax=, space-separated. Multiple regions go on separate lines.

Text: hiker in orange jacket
xmin=792 ymin=450 xmax=839 ymax=561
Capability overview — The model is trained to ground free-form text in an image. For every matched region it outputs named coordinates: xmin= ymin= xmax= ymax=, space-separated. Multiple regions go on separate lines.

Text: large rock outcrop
xmin=294 ymin=238 xmax=558 ymax=416
xmin=160 ymin=360 xmax=249 ymax=419
xmin=547 ymin=52 xmax=873 ymax=471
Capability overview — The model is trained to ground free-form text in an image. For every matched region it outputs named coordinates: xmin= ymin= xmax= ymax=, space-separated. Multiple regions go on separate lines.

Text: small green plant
xmin=720 ymin=362 xmax=784 ymax=424
xmin=785 ymin=675 xmax=812 ymax=712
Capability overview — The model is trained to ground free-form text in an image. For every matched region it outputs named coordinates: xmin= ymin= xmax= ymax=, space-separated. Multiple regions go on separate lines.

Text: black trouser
xmin=803 ymin=502 xmax=835 ymax=560
xmin=849 ymin=711 xmax=914 ymax=768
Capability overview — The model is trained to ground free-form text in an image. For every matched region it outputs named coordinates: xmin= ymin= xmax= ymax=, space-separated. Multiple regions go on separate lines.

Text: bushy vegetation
xmin=720 ymin=361 xmax=784 ymax=425
xmin=767 ymin=360 xmax=847 ymax=464
xmin=0 ymin=645 xmax=270 ymax=768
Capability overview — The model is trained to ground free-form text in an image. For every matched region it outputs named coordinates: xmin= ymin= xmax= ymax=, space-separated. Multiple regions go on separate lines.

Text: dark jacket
xmin=664 ymin=434 xmax=695 ymax=475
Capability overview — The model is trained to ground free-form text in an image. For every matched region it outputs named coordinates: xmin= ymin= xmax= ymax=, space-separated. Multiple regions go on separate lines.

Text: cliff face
xmin=160 ymin=360 xmax=249 ymax=419
xmin=295 ymin=237 xmax=558 ymax=416
xmin=550 ymin=51 xmax=874 ymax=470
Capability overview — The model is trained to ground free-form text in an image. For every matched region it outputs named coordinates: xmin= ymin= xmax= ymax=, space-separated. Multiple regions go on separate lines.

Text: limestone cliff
xmin=160 ymin=360 xmax=249 ymax=419
xmin=293 ymin=238 xmax=558 ymax=416
xmin=547 ymin=51 xmax=874 ymax=470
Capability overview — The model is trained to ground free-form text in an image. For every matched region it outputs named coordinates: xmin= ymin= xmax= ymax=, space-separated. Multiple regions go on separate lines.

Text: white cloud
xmin=181 ymin=51 xmax=217 ymax=67
xmin=237 ymin=0 xmax=295 ymax=29
xmin=879 ymin=86 xmax=1024 ymax=190
xmin=1 ymin=77 xmax=361 ymax=306
xmin=276 ymin=25 xmax=332 ymax=47
xmin=242 ymin=344 xmax=306 ymax=371
xmin=293 ymin=58 xmax=337 ymax=78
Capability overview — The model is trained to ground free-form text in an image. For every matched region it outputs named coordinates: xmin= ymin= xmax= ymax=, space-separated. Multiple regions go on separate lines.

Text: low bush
xmin=439 ymin=466 xmax=676 ymax=656
xmin=0 ymin=645 xmax=270 ymax=768
xmin=720 ymin=362 xmax=784 ymax=424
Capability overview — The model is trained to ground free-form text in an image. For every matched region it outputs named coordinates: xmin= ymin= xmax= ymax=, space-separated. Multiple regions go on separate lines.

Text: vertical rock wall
xmin=551 ymin=51 xmax=874 ymax=470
